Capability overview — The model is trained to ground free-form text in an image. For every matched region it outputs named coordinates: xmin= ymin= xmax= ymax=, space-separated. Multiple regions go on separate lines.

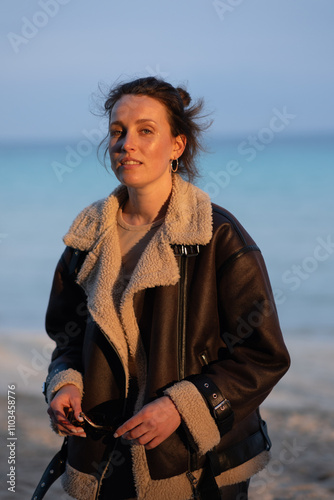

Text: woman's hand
xmin=114 ymin=396 xmax=181 ymax=449
xmin=47 ymin=384 xmax=86 ymax=437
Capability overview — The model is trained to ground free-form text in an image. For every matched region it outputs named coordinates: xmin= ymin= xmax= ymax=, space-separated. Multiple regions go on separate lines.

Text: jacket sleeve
xmin=165 ymin=216 xmax=290 ymax=454
xmin=212 ymin=239 xmax=290 ymax=421
xmin=44 ymin=246 xmax=88 ymax=404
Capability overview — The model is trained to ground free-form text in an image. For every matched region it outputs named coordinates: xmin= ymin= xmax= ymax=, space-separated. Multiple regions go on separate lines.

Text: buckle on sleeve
xmin=213 ymin=398 xmax=232 ymax=421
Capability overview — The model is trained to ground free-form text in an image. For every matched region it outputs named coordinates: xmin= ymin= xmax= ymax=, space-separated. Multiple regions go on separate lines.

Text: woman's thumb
xmin=70 ymin=392 xmax=84 ymax=423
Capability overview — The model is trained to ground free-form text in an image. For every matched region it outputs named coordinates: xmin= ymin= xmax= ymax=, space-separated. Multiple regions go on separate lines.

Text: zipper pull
xmin=200 ymin=352 xmax=209 ymax=365
xmin=186 ymin=471 xmax=200 ymax=499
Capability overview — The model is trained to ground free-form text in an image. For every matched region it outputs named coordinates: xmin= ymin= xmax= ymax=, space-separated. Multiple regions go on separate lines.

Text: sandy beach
xmin=0 ymin=334 xmax=334 ymax=499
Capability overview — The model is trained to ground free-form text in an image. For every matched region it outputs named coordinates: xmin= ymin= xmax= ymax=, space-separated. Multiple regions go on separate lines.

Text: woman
xmin=45 ymin=77 xmax=290 ymax=500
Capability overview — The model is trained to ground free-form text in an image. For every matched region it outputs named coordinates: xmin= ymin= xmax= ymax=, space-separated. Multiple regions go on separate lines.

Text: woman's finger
xmin=114 ymin=413 xmax=143 ymax=438
xmin=144 ymin=437 xmax=161 ymax=450
xmin=48 ymin=407 xmax=86 ymax=436
xmin=47 ymin=384 xmax=86 ymax=436
xmin=123 ymin=422 xmax=151 ymax=440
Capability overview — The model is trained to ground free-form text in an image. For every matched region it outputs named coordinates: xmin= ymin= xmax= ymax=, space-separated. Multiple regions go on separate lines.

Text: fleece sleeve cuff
xmin=164 ymin=380 xmax=221 ymax=455
xmin=46 ymin=368 xmax=84 ymax=405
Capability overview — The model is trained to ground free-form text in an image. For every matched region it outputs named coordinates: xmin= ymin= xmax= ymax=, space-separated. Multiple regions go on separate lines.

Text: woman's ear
xmin=173 ymin=134 xmax=187 ymax=158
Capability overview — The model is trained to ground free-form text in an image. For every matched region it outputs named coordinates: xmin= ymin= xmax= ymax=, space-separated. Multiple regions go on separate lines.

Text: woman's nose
xmin=121 ymin=131 xmax=136 ymax=151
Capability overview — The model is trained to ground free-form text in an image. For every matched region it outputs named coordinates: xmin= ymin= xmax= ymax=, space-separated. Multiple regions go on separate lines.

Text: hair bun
xmin=176 ymin=87 xmax=191 ymax=107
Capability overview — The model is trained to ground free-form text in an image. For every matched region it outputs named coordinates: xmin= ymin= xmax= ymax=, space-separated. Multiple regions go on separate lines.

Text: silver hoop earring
xmin=171 ymin=158 xmax=179 ymax=173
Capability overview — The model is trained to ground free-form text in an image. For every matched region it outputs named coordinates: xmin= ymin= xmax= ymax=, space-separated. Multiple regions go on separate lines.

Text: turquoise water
xmin=1 ymin=135 xmax=333 ymax=337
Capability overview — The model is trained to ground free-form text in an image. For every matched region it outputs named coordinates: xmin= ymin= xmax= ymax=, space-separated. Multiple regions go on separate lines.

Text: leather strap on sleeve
xmin=187 ymin=374 xmax=234 ymax=437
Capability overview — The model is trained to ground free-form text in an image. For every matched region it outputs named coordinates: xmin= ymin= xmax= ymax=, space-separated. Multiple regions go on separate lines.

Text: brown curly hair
xmin=99 ymin=77 xmax=211 ymax=182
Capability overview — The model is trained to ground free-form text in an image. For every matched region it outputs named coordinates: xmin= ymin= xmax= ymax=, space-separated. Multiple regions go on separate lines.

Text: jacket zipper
xmin=177 ymin=248 xmax=188 ymax=381
xmin=186 ymin=471 xmax=200 ymax=498
xmin=176 ymin=245 xmax=203 ymax=482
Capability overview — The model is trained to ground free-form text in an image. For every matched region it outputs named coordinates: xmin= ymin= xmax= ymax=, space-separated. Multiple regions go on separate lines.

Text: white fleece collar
xmin=63 ymin=175 xmax=213 ymax=252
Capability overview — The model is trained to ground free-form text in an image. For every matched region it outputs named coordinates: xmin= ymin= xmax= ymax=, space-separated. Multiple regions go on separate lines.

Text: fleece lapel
xmin=163 ymin=175 xmax=213 ymax=246
xmin=63 ymin=186 xmax=131 ymax=387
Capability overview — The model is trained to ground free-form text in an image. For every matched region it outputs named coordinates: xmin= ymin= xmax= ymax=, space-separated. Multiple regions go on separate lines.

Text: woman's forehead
xmin=111 ymin=94 xmax=168 ymax=122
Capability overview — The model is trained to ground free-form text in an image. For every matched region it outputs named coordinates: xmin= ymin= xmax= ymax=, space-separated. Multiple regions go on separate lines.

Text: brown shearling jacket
xmin=45 ymin=175 xmax=290 ymax=500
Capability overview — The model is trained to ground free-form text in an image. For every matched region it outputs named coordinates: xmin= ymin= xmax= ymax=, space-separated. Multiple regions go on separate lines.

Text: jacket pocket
xmin=145 ymin=428 xmax=190 ymax=479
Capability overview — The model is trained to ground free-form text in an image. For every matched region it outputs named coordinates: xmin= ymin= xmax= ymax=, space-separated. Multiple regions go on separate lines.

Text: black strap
xmin=197 ymin=421 xmax=270 ymax=499
xmin=187 ymin=374 xmax=234 ymax=437
xmin=31 ymin=438 xmax=67 ymax=500
xmin=211 ymin=420 xmax=271 ymax=475
xmin=197 ymin=460 xmax=221 ymax=500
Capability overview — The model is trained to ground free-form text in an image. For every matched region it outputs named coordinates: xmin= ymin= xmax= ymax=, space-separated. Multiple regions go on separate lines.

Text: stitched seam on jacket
xmin=217 ymin=245 xmax=261 ymax=281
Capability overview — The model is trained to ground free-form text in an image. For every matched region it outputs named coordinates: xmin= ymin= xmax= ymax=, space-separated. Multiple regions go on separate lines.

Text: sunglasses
xmin=67 ymin=408 xmax=117 ymax=433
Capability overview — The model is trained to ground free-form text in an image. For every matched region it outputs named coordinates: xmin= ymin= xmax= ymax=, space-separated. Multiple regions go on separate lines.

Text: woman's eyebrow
xmin=135 ymin=119 xmax=157 ymax=124
xmin=110 ymin=120 xmax=123 ymax=127
xmin=110 ymin=119 xmax=157 ymax=126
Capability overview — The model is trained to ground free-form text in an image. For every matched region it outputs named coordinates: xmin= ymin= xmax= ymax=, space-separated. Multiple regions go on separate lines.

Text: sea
xmin=1 ymin=134 xmax=333 ymax=342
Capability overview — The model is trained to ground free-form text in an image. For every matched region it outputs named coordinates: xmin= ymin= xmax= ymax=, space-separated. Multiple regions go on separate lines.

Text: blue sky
xmin=1 ymin=0 xmax=333 ymax=140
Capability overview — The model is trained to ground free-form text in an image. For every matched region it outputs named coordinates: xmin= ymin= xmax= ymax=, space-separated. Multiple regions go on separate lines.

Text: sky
xmin=1 ymin=0 xmax=334 ymax=141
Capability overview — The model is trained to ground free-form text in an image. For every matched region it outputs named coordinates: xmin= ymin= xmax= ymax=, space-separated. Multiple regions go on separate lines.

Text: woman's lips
xmin=121 ymin=160 xmax=142 ymax=165
xmin=119 ymin=159 xmax=143 ymax=169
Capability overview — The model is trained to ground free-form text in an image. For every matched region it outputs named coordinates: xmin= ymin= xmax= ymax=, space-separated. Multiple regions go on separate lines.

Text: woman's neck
xmin=122 ymin=181 xmax=172 ymax=226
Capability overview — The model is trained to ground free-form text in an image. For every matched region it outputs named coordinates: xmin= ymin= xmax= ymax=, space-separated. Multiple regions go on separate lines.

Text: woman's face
xmin=108 ymin=95 xmax=185 ymax=191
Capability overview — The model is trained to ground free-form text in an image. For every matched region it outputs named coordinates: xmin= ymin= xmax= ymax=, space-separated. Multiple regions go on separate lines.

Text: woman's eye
xmin=141 ymin=128 xmax=152 ymax=135
xmin=110 ymin=129 xmax=122 ymax=137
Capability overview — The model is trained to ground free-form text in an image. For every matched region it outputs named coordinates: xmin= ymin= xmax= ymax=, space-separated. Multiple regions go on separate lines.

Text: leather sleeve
xmin=44 ymin=247 xmax=88 ymax=402
xmin=202 ymin=217 xmax=290 ymax=426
